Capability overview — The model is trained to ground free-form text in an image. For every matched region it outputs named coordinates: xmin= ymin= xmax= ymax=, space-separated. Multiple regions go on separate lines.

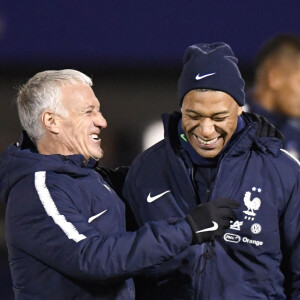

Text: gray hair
xmin=17 ymin=69 xmax=93 ymax=142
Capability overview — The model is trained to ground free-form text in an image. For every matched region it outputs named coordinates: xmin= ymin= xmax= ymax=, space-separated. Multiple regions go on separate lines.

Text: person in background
xmin=123 ymin=42 xmax=300 ymax=299
xmin=246 ymin=33 xmax=300 ymax=159
xmin=0 ymin=69 xmax=239 ymax=300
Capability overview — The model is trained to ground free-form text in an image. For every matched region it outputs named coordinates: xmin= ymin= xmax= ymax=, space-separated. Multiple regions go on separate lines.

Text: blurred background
xmin=1 ymin=1 xmax=300 ymax=298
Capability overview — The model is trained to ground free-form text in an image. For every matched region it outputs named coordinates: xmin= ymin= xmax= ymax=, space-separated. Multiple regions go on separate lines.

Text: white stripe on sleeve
xmin=34 ymin=171 xmax=87 ymax=243
xmin=280 ymin=149 xmax=300 ymax=167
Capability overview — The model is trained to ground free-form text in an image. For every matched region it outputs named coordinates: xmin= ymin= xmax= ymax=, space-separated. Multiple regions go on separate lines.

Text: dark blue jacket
xmin=123 ymin=112 xmax=300 ymax=300
xmin=0 ymin=132 xmax=193 ymax=300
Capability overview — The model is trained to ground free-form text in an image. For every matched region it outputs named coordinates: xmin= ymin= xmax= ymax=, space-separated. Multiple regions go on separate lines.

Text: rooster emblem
xmin=243 ymin=189 xmax=261 ymax=220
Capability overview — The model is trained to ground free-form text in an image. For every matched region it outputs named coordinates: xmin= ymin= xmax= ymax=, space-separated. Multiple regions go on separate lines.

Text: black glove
xmin=95 ymin=166 xmax=139 ymax=231
xmin=95 ymin=166 xmax=129 ymax=197
xmin=243 ymin=112 xmax=284 ymax=142
xmin=185 ymin=198 xmax=240 ymax=245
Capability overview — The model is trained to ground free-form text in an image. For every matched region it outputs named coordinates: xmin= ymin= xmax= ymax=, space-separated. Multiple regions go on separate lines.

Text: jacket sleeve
xmin=5 ymin=172 xmax=192 ymax=283
xmin=277 ymin=155 xmax=300 ymax=299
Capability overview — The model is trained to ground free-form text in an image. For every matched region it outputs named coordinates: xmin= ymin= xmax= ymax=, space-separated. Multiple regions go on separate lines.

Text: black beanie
xmin=178 ymin=42 xmax=245 ymax=106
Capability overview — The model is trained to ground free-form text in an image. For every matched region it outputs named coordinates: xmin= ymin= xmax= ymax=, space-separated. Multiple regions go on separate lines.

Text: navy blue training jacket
xmin=0 ymin=132 xmax=193 ymax=300
xmin=123 ymin=112 xmax=300 ymax=300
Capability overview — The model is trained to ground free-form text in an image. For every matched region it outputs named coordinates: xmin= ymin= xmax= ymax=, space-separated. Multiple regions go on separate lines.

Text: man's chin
xmin=191 ymin=137 xmax=225 ymax=158
xmin=84 ymin=150 xmax=103 ymax=162
xmin=93 ymin=150 xmax=104 ymax=161
xmin=195 ymin=148 xmax=221 ymax=158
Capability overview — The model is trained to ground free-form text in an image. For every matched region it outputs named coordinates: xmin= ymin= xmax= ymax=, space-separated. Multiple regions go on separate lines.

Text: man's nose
xmin=95 ymin=112 xmax=107 ymax=128
xmin=198 ymin=118 xmax=215 ymax=137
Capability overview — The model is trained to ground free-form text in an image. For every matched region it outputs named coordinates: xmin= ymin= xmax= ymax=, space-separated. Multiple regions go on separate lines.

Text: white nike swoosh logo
xmin=195 ymin=72 xmax=216 ymax=80
xmin=88 ymin=209 xmax=107 ymax=223
xmin=196 ymin=221 xmax=219 ymax=233
xmin=147 ymin=190 xmax=171 ymax=203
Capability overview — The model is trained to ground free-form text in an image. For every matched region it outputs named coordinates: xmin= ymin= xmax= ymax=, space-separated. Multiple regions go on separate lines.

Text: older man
xmin=123 ymin=43 xmax=300 ymax=299
xmin=0 ymin=70 xmax=239 ymax=299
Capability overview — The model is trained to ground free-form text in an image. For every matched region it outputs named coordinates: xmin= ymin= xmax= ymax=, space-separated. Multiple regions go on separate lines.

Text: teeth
xmin=90 ymin=134 xmax=100 ymax=141
xmin=196 ymin=136 xmax=218 ymax=145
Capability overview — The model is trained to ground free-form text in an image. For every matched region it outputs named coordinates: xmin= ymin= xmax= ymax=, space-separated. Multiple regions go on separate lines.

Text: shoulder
xmin=9 ymin=170 xmax=78 ymax=206
xmin=276 ymin=149 xmax=300 ymax=170
xmin=131 ymin=139 xmax=168 ymax=170
xmin=266 ymin=148 xmax=300 ymax=187
xmin=125 ymin=139 xmax=174 ymax=189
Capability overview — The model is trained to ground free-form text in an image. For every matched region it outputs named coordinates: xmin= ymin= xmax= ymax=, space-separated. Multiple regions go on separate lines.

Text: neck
xmin=37 ymin=140 xmax=58 ymax=155
xmin=37 ymin=135 xmax=70 ymax=156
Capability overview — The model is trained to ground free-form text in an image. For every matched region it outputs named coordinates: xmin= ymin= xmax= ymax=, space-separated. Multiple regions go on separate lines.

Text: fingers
xmin=186 ymin=198 xmax=241 ymax=245
xmin=220 ymin=207 xmax=237 ymax=221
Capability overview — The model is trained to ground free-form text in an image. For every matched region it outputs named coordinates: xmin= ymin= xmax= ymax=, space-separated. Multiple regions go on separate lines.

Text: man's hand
xmin=185 ymin=198 xmax=240 ymax=245
xmin=95 ymin=166 xmax=129 ymax=197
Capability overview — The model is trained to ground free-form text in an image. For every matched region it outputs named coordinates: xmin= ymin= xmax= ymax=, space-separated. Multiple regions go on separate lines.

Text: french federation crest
xmin=243 ymin=187 xmax=262 ymax=221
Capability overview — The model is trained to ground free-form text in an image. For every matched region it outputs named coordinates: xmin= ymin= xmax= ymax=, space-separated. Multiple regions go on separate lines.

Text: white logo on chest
xmin=88 ymin=209 xmax=107 ymax=223
xmin=147 ymin=190 xmax=171 ymax=203
xmin=243 ymin=187 xmax=262 ymax=221
xmin=230 ymin=220 xmax=243 ymax=231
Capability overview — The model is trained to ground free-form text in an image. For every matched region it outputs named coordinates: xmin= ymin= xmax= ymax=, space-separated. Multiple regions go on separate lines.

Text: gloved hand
xmin=243 ymin=112 xmax=284 ymax=141
xmin=95 ymin=166 xmax=129 ymax=197
xmin=185 ymin=198 xmax=240 ymax=245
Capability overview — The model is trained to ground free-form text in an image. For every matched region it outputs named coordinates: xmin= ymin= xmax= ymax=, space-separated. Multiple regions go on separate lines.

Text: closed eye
xmin=187 ymin=115 xmax=201 ymax=120
xmin=213 ymin=117 xmax=226 ymax=122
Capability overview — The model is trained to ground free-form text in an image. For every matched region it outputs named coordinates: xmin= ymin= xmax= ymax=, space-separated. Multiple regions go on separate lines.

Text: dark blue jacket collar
xmin=0 ymin=131 xmax=98 ymax=206
xmin=18 ymin=130 xmax=97 ymax=168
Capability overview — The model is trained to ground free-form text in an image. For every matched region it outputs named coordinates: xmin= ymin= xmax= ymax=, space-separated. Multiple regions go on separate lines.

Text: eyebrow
xmin=184 ymin=109 xmax=229 ymax=116
xmin=83 ymin=105 xmax=100 ymax=111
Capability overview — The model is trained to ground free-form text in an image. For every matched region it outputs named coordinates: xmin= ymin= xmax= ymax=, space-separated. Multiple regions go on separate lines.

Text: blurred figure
xmin=246 ymin=33 xmax=300 ymax=159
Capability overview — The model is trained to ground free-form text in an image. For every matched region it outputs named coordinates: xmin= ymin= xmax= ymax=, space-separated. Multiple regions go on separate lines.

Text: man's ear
xmin=237 ymin=105 xmax=243 ymax=116
xmin=41 ymin=111 xmax=60 ymax=134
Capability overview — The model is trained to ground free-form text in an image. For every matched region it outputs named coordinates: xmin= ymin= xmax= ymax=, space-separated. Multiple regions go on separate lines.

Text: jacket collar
xmin=18 ymin=131 xmax=98 ymax=168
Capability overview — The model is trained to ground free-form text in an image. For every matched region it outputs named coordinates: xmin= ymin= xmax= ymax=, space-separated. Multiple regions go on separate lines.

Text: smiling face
xmin=181 ymin=90 xmax=242 ymax=158
xmin=56 ymin=83 xmax=107 ymax=160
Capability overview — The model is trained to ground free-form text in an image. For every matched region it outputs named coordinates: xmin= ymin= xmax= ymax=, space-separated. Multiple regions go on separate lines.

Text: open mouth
xmin=194 ymin=134 xmax=219 ymax=146
xmin=89 ymin=134 xmax=101 ymax=142
xmin=196 ymin=136 xmax=218 ymax=145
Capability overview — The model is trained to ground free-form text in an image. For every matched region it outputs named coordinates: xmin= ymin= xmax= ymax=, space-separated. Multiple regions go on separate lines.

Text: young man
xmin=123 ymin=42 xmax=300 ymax=299
xmin=0 ymin=69 xmax=239 ymax=299
xmin=246 ymin=33 xmax=300 ymax=159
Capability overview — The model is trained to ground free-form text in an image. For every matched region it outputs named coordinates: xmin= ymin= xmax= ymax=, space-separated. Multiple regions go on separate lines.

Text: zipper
xmin=179 ymin=149 xmax=208 ymax=297
xmin=193 ymin=125 xmax=255 ymax=300
xmin=179 ymin=148 xmax=201 ymax=204
xmin=187 ymin=160 xmax=207 ymax=300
